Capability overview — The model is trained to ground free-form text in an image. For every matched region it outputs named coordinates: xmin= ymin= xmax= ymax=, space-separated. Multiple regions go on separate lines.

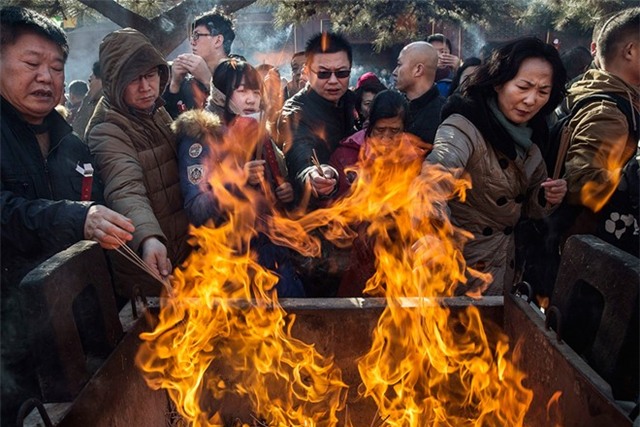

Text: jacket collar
xmin=441 ymin=93 xmax=548 ymax=160
xmin=409 ymin=84 xmax=441 ymax=109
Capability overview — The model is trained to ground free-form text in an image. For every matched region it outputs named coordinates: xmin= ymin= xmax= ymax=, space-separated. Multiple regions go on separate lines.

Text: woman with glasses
xmin=422 ymin=37 xmax=568 ymax=298
xmin=323 ymin=90 xmax=426 ymax=297
xmin=173 ymin=58 xmax=304 ymax=297
xmin=328 ymin=90 xmax=419 ymax=201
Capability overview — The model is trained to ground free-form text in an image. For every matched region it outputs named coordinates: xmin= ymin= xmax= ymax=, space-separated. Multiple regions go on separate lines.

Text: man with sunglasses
xmin=277 ymin=31 xmax=357 ymax=208
xmin=163 ymin=7 xmax=235 ymax=118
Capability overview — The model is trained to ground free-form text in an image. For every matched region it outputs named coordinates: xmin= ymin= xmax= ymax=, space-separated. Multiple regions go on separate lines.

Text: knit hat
xmin=356 ymin=72 xmax=383 ymax=90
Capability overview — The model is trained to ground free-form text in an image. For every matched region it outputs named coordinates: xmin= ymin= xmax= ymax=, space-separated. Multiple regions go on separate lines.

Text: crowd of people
xmin=1 ymin=4 xmax=638 ymax=425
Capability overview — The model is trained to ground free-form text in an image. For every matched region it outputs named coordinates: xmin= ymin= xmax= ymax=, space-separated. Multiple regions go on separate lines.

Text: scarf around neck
xmin=487 ymin=97 xmax=533 ymax=158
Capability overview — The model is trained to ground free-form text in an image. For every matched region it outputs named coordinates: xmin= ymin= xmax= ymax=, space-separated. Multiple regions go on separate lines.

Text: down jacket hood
xmin=98 ymin=28 xmax=169 ymax=113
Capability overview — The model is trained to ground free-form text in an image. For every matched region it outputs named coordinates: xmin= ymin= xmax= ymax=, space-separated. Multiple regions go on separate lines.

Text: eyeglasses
xmin=190 ymin=32 xmax=216 ymax=42
xmin=310 ymin=68 xmax=351 ymax=80
xmin=371 ymin=126 xmax=402 ymax=138
xmin=132 ymin=69 xmax=159 ymax=84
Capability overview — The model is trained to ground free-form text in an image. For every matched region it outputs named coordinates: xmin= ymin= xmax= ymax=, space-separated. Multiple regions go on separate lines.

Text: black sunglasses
xmin=311 ymin=68 xmax=351 ymax=80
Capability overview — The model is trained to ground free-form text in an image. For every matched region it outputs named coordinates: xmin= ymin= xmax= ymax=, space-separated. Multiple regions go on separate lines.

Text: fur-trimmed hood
xmin=171 ymin=108 xmax=224 ymax=142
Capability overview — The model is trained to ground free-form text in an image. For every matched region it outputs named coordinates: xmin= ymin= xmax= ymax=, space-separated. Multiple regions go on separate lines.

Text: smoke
xmin=65 ymin=21 xmax=120 ymax=84
xmin=235 ymin=24 xmax=295 ymax=77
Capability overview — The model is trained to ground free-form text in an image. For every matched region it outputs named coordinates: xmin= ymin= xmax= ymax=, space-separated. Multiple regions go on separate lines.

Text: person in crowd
xmin=0 ymin=7 xmax=134 ymax=425
xmin=326 ymin=90 xmax=417 ymax=296
xmin=86 ymin=28 xmax=191 ymax=299
xmin=423 ymin=37 xmax=568 ymax=298
xmin=255 ymin=63 xmax=285 ymax=132
xmin=561 ymin=46 xmax=593 ymax=83
xmin=66 ymin=79 xmax=87 ymax=124
xmin=563 ymin=7 xmax=639 ymax=256
xmin=173 ymin=58 xmax=303 ymax=297
xmin=73 ymin=61 xmax=103 ymax=140
xmin=284 ymin=51 xmax=306 ymax=99
xmin=276 ymin=31 xmax=357 ymax=206
xmin=163 ymin=7 xmax=235 ymax=118
xmin=329 ymin=90 xmax=411 ymax=200
xmin=447 ymin=56 xmax=481 ymax=96
xmin=353 ymin=71 xmax=387 ymax=130
xmin=426 ymin=33 xmax=461 ymax=96
xmin=392 ymin=41 xmax=446 ymax=155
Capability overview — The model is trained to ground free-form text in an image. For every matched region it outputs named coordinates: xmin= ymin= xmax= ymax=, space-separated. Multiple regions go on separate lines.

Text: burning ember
xmin=136 ymin=131 xmax=533 ymax=425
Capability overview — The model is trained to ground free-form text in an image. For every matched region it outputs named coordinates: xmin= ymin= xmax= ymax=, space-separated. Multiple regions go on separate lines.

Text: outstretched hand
xmin=84 ymin=205 xmax=134 ymax=249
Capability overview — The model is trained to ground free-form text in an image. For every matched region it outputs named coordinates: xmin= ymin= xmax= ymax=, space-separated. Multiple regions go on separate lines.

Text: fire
xmin=579 ymin=134 xmax=635 ymax=212
xmin=136 ymin=128 xmax=533 ymax=425
xmin=546 ymin=391 xmax=563 ymax=426
xmin=136 ymin=123 xmax=347 ymax=426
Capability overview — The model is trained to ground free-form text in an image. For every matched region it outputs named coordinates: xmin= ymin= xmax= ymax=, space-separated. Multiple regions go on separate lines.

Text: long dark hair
xmin=365 ymin=90 xmax=408 ymax=138
xmin=463 ymin=37 xmax=566 ymax=117
xmin=211 ymin=58 xmax=263 ymax=124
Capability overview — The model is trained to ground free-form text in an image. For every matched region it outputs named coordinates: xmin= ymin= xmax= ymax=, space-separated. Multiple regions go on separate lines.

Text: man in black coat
xmin=393 ymin=41 xmax=446 ymax=154
xmin=276 ymin=32 xmax=356 ymax=206
xmin=0 ymin=7 xmax=134 ymax=424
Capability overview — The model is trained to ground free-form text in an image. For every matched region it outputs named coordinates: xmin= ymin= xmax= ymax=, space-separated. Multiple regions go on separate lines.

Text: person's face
xmin=0 ymin=32 xmax=65 ymax=124
xmin=307 ymin=51 xmax=351 ymax=103
xmin=392 ymin=48 xmax=413 ymax=93
xmin=88 ymin=73 xmax=102 ymax=97
xmin=370 ymin=115 xmax=404 ymax=149
xmin=430 ymin=40 xmax=450 ymax=69
xmin=495 ymin=57 xmax=553 ymax=124
xmin=230 ymin=77 xmax=262 ymax=115
xmin=290 ymin=55 xmax=305 ymax=85
xmin=190 ymin=24 xmax=220 ymax=62
xmin=123 ymin=67 xmax=160 ymax=111
xmin=360 ymin=91 xmax=376 ymax=119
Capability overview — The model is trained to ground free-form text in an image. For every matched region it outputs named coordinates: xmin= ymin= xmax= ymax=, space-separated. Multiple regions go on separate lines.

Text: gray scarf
xmin=487 ymin=97 xmax=533 ymax=158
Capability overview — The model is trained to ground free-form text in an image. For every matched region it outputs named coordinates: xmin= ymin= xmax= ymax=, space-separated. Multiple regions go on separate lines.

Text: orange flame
xmin=579 ymin=134 xmax=633 ymax=212
xmin=136 ymin=128 xmax=533 ymax=425
xmin=546 ymin=391 xmax=563 ymax=426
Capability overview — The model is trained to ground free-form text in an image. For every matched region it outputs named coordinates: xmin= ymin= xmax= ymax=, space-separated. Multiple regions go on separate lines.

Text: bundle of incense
xmin=311 ymin=148 xmax=325 ymax=178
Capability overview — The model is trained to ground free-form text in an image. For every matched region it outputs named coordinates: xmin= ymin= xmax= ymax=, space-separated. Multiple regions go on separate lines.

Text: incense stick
xmin=311 ymin=148 xmax=325 ymax=178
xmin=113 ymin=235 xmax=174 ymax=296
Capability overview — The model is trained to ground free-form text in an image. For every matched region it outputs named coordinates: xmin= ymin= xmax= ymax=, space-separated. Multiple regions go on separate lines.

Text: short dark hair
xmin=211 ymin=58 xmax=262 ymax=123
xmin=426 ymin=33 xmax=453 ymax=53
xmin=92 ymin=61 xmax=102 ymax=79
xmin=365 ymin=90 xmax=408 ymax=138
xmin=597 ymin=7 xmax=640 ymax=66
xmin=305 ymin=32 xmax=353 ymax=66
xmin=0 ymin=6 xmax=69 ymax=61
xmin=464 ymin=37 xmax=566 ymax=117
xmin=194 ymin=7 xmax=235 ymax=55
xmin=448 ymin=56 xmax=482 ymax=96
xmin=69 ymin=80 xmax=88 ymax=97
xmin=560 ymin=46 xmax=592 ymax=81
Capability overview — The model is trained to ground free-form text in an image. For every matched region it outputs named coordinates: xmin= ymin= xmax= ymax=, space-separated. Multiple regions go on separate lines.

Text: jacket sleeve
xmin=177 ymin=135 xmax=226 ymax=227
xmin=424 ymin=115 xmax=474 ymax=178
xmin=87 ymin=122 xmax=165 ymax=252
xmin=280 ymin=111 xmax=329 ymax=196
xmin=1 ymin=190 xmax=91 ymax=255
xmin=564 ymin=101 xmax=631 ymax=210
